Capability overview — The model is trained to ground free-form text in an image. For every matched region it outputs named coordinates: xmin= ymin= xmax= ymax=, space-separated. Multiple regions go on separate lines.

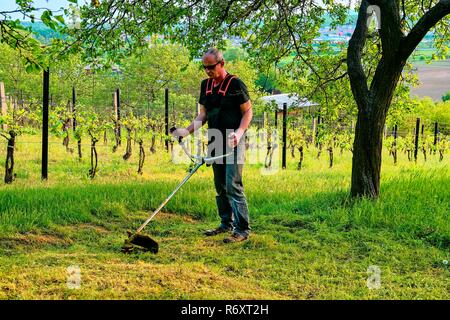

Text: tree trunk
xmin=351 ymin=113 xmax=383 ymax=197
xmin=347 ymin=0 xmax=450 ymax=198
xmin=4 ymin=131 xmax=16 ymax=184
xmin=349 ymin=58 xmax=406 ymax=195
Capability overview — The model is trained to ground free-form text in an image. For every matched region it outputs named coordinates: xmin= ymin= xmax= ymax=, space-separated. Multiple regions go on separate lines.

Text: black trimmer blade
xmin=122 ymin=231 xmax=159 ymax=254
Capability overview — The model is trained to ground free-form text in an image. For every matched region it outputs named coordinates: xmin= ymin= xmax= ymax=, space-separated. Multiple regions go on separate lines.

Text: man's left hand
xmin=228 ymin=130 xmax=243 ymax=148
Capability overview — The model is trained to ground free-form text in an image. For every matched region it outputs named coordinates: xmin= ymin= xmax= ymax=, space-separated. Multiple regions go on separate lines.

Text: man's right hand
xmin=170 ymin=127 xmax=190 ymax=140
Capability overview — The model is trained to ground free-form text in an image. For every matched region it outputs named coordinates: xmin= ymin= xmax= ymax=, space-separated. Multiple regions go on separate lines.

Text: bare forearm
xmin=186 ymin=113 xmax=207 ymax=134
xmin=236 ymin=107 xmax=253 ymax=135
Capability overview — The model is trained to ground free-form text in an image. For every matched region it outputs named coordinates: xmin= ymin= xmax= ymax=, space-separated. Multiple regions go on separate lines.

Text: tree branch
xmin=347 ymin=0 xmax=370 ymax=111
xmin=400 ymin=0 xmax=450 ymax=60
xmin=372 ymin=0 xmax=403 ymax=56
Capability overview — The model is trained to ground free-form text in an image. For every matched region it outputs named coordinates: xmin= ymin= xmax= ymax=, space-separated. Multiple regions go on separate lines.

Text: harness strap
xmin=218 ymin=74 xmax=236 ymax=96
xmin=206 ymin=78 xmax=213 ymax=95
xmin=205 ymin=74 xmax=236 ymax=96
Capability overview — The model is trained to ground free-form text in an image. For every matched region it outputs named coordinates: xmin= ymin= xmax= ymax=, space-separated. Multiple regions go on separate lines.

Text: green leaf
xmin=25 ymin=64 xmax=35 ymax=73
xmin=55 ymin=15 xmax=65 ymax=24
xmin=41 ymin=10 xmax=51 ymax=23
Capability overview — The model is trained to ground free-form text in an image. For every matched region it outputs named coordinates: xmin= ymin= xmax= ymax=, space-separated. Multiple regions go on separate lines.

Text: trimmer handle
xmin=170 ymin=126 xmax=233 ymax=163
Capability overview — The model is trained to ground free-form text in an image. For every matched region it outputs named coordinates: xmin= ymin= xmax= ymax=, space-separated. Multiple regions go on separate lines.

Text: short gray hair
xmin=203 ymin=48 xmax=223 ymax=62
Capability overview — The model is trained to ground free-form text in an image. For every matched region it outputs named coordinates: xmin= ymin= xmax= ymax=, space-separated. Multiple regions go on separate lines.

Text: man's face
xmin=202 ymin=54 xmax=224 ymax=78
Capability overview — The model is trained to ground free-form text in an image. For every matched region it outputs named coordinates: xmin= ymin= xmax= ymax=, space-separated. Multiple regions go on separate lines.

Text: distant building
xmin=261 ymin=93 xmax=319 ymax=116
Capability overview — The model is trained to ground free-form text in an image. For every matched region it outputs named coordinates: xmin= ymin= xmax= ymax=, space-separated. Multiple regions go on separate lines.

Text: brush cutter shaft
xmin=134 ymin=131 xmax=234 ymax=235
xmin=136 ymin=161 xmax=204 ymax=233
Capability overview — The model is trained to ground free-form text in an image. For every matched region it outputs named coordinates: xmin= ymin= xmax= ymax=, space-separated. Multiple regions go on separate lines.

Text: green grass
xmin=0 ymin=135 xmax=448 ymax=299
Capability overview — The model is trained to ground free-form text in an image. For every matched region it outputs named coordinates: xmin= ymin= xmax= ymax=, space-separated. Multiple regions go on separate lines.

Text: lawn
xmin=0 ymin=135 xmax=448 ymax=299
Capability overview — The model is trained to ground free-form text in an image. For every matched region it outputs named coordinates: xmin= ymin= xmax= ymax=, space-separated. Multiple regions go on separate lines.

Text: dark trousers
xmin=211 ymin=143 xmax=250 ymax=236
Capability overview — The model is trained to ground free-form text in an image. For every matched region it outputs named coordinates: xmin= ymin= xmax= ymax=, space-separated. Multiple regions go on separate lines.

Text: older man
xmin=172 ymin=48 xmax=253 ymax=243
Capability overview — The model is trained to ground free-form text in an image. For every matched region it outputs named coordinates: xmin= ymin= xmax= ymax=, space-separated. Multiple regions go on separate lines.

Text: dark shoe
xmin=204 ymin=227 xmax=231 ymax=236
xmin=223 ymin=233 xmax=248 ymax=243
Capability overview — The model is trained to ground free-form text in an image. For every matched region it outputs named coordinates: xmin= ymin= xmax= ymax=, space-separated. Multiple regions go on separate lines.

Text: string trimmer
xmin=122 ymin=127 xmax=232 ymax=253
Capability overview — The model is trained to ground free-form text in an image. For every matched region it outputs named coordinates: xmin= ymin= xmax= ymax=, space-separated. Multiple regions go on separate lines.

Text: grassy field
xmin=0 ymin=135 xmax=448 ymax=299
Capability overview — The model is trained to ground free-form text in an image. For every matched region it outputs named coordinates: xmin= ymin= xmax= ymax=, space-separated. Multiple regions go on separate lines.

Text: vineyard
xmin=1 ymin=100 xmax=449 ymax=185
xmin=0 ymin=129 xmax=448 ymax=299
xmin=0 ymin=0 xmax=449 ymax=302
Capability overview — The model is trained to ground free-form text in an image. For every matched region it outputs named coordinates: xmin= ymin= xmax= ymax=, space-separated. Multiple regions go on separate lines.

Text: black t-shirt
xmin=198 ymin=75 xmax=250 ymax=132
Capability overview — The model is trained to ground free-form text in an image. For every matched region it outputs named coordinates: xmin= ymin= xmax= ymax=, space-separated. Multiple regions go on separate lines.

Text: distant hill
xmin=322 ymin=11 xmax=358 ymax=27
xmin=21 ymin=12 xmax=360 ymax=43
xmin=21 ymin=12 xmax=434 ymax=45
xmin=21 ymin=21 xmax=63 ymax=43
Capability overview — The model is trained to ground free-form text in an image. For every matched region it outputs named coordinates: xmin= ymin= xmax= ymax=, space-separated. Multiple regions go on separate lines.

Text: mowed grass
xmin=0 ymin=134 xmax=448 ymax=299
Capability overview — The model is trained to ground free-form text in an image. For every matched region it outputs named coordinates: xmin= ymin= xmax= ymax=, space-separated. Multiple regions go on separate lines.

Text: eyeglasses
xmin=203 ymin=60 xmax=223 ymax=70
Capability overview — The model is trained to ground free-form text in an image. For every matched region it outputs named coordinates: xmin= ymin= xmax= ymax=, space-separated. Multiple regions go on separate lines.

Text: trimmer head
xmin=121 ymin=231 xmax=159 ymax=254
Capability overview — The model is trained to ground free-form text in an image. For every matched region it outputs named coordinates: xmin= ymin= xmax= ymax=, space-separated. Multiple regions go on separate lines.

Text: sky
xmin=0 ymin=0 xmax=87 ymax=20
xmin=1 ymin=0 xmax=76 ymax=11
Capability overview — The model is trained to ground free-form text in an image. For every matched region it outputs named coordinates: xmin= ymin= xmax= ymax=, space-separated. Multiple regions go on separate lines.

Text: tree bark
xmin=350 ymin=56 xmax=405 ymax=197
xmin=351 ymin=110 xmax=384 ymax=197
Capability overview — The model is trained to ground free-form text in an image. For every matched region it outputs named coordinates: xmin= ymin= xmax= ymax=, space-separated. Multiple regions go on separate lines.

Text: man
xmin=171 ymin=48 xmax=253 ymax=243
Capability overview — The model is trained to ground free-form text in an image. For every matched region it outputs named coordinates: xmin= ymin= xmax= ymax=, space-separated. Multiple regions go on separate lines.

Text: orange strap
xmin=206 ymin=78 xmax=213 ymax=95
xmin=205 ymin=74 xmax=236 ymax=96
